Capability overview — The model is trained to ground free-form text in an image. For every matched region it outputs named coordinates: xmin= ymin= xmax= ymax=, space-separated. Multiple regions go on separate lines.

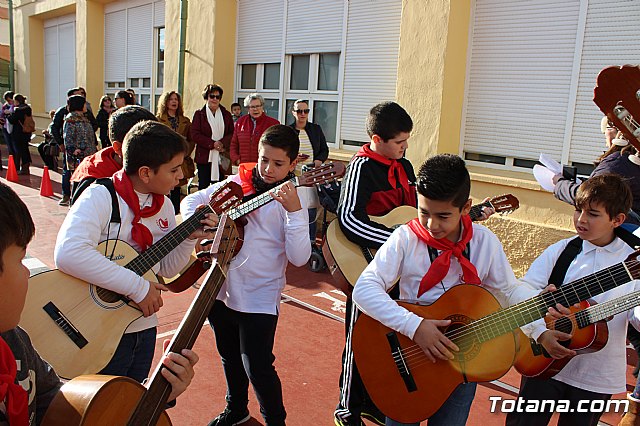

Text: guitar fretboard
xmin=468 ymin=201 xmax=491 ymax=221
xmin=124 ymin=205 xmax=212 ymax=276
xmin=227 ymin=177 xmax=298 ymax=220
xmin=445 ymin=260 xmax=635 ymax=346
xmin=577 ymin=290 xmax=640 ymax=328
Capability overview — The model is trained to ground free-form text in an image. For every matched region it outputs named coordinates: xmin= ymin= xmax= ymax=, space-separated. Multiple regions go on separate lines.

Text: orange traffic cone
xmin=5 ymin=155 xmax=18 ymax=182
xmin=40 ymin=166 xmax=53 ymax=197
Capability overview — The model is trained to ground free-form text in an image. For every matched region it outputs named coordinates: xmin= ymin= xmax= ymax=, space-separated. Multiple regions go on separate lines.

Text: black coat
xmin=288 ymin=121 xmax=329 ymax=162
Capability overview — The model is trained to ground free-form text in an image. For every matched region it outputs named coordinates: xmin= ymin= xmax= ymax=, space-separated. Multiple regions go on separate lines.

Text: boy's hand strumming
xmin=414 ymin=318 xmax=459 ymax=363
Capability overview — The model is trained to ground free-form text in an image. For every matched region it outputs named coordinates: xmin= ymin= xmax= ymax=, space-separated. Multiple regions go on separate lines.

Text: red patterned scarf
xmin=355 ymin=143 xmax=411 ymax=197
xmin=0 ymin=336 xmax=28 ymax=426
xmin=112 ymin=170 xmax=164 ymax=251
xmin=407 ymin=215 xmax=481 ymax=297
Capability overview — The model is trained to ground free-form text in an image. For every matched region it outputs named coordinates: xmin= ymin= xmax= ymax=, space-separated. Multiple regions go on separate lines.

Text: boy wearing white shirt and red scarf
xmin=352 ymin=154 xmax=536 ymax=426
xmin=54 ymin=121 xmax=215 ymax=382
xmin=181 ymin=125 xmax=311 ymax=426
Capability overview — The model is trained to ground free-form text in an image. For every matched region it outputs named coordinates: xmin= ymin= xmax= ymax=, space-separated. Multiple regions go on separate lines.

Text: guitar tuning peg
xmin=629 ymin=153 xmax=640 ymax=166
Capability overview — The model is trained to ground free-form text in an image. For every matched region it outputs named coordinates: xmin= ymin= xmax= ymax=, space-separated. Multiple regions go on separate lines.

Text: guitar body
xmin=323 ymin=205 xmax=417 ymax=291
xmin=42 ymin=375 xmax=171 ymax=425
xmin=20 ymin=240 xmax=150 ymax=379
xmin=352 ymin=285 xmax=517 ymax=423
xmin=514 ymin=301 xmax=609 ymax=378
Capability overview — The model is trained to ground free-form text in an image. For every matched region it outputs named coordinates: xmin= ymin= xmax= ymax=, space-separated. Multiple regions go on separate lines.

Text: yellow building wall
xmin=75 ymin=0 xmax=103 ymax=110
xmin=396 ymin=0 xmax=577 ymax=274
xmin=164 ymin=0 xmax=236 ymax=118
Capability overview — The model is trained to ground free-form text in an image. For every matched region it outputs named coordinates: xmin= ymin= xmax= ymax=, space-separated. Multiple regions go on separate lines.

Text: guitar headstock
xmin=625 ymin=249 xmax=640 ymax=281
xmin=209 ymin=214 xmax=239 ymax=272
xmin=593 ymin=65 xmax=640 ymax=154
xmin=208 ymin=181 xmax=244 ymax=215
xmin=488 ymin=194 xmax=520 ymax=215
xmin=298 ymin=162 xmax=346 ymax=187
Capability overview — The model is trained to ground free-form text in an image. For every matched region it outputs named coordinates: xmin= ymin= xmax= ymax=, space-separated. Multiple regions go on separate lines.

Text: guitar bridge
xmin=43 ymin=302 xmax=89 ymax=349
xmin=386 ymin=332 xmax=417 ymax=392
xmin=529 ymin=338 xmax=551 ymax=358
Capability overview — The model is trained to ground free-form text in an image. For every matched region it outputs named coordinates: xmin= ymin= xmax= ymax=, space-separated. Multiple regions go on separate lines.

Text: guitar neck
xmin=578 ymin=290 xmax=640 ymax=327
xmin=468 ymin=201 xmax=491 ymax=221
xmin=227 ymin=177 xmax=298 ymax=220
xmin=452 ymin=260 xmax=634 ymax=344
xmin=124 ymin=206 xmax=211 ymax=276
xmin=127 ymin=262 xmax=227 ymax=425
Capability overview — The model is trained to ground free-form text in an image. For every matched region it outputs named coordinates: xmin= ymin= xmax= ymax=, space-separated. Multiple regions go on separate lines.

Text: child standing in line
xmin=54 ymin=121 xmax=215 ymax=382
xmin=506 ymin=174 xmax=640 ymax=426
xmin=181 ymin=124 xmax=311 ymax=426
xmin=352 ymin=154 xmax=536 ymax=425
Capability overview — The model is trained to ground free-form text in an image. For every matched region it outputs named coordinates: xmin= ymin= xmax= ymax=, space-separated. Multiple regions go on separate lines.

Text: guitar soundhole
xmin=445 ymin=314 xmax=481 ymax=362
xmin=95 ymin=287 xmax=122 ymax=303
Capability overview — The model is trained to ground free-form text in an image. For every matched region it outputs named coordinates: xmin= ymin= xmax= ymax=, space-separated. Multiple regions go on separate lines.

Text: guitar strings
xmin=385 ymin=260 xmax=640 ymax=372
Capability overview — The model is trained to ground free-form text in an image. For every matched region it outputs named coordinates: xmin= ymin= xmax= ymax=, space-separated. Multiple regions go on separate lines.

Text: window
xmin=264 ymin=63 xmax=281 ymax=90
xmin=241 ymin=64 xmax=257 ymax=89
xmin=290 ymin=55 xmax=310 ymax=90
xmin=157 ymin=27 xmax=165 ymax=87
xmin=318 ymin=53 xmax=339 ymax=91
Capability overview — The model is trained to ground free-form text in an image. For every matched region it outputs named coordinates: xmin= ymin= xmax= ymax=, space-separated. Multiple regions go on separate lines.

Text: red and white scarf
xmin=113 ymin=170 xmax=164 ymax=252
xmin=355 ymin=143 xmax=411 ymax=197
xmin=407 ymin=215 xmax=481 ymax=297
xmin=0 ymin=336 xmax=28 ymax=426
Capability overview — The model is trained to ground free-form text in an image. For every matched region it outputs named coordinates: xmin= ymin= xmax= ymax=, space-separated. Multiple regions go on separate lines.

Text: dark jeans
xmin=4 ymin=128 xmax=17 ymax=165
xmin=61 ymin=153 xmax=71 ymax=196
xmin=209 ymin=300 xmax=286 ymax=426
xmin=197 ymin=162 xmax=213 ymax=190
xmin=11 ymin=134 xmax=31 ymax=170
xmin=505 ymin=377 xmax=611 ymax=426
xmin=386 ymin=382 xmax=477 ymax=426
xmin=99 ymin=327 xmax=157 ymax=383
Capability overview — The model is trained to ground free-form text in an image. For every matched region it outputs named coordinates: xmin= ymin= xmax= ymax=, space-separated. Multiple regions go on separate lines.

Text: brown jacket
xmin=190 ymin=104 xmax=234 ymax=176
xmin=157 ymin=113 xmax=195 ymax=185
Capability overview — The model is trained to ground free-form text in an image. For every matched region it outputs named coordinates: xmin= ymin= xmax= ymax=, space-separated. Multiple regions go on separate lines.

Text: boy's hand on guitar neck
xmin=160 ymin=339 xmax=200 ymax=402
xmin=414 ymin=319 xmax=459 ymax=363
xmin=136 ymin=281 xmax=169 ymax=317
xmin=188 ymin=206 xmax=219 ymax=242
xmin=269 ymin=182 xmax=302 ymax=212
xmin=536 ymin=284 xmax=578 ymax=359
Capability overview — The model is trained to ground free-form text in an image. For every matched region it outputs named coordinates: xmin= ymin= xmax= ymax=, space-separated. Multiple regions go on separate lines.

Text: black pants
xmin=11 ymin=134 xmax=31 ymax=170
xmin=169 ymin=186 xmax=181 ymax=214
xmin=197 ymin=162 xmax=214 ymax=190
xmin=335 ymin=285 xmax=398 ymax=421
xmin=505 ymin=377 xmax=611 ymax=426
xmin=209 ymin=300 xmax=286 ymax=426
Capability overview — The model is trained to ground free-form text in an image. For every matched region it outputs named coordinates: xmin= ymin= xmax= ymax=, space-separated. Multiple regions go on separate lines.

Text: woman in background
xmin=96 ymin=95 xmax=115 ymax=148
xmin=157 ymin=90 xmax=195 ymax=213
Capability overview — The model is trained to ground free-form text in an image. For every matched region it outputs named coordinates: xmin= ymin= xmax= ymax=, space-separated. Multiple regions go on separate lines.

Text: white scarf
xmin=206 ymin=106 xmax=225 ymax=181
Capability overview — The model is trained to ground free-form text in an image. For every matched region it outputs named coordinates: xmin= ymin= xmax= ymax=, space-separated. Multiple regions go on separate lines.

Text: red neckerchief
xmin=112 ymin=170 xmax=164 ymax=252
xmin=0 ymin=336 xmax=28 ymax=426
xmin=407 ymin=215 xmax=481 ymax=297
xmin=237 ymin=162 xmax=258 ymax=196
xmin=70 ymin=147 xmax=121 ymax=183
xmin=355 ymin=143 xmax=411 ymax=198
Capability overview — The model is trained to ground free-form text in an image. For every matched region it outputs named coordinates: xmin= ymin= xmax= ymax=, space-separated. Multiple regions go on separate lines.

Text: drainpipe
xmin=177 ymin=0 xmax=188 ymax=95
xmin=8 ymin=0 xmax=14 ymax=91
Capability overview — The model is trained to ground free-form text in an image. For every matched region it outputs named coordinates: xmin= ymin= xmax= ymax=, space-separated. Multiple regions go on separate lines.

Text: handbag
xmin=181 ymin=156 xmax=196 ymax=180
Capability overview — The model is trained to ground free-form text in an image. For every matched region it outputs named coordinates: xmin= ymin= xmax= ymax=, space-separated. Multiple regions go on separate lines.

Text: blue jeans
xmin=99 ymin=328 xmax=157 ymax=383
xmin=61 ymin=153 xmax=72 ymax=196
xmin=385 ymin=382 xmax=477 ymax=426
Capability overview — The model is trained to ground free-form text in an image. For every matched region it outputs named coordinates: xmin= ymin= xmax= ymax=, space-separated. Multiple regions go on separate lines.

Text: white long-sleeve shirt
xmin=518 ymin=235 xmax=640 ymax=394
xmin=181 ymin=175 xmax=312 ymax=315
xmin=54 ymin=183 xmax=195 ymax=333
xmin=352 ymin=222 xmax=538 ymax=340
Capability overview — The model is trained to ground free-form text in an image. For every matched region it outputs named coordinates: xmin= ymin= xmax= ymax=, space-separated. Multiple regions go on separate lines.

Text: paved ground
xmin=1 ymin=146 xmax=634 ymax=425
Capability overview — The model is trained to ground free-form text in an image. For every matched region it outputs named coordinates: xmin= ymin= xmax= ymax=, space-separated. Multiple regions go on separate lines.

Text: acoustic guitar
xmin=351 ymin=251 xmax=640 ymax=423
xmin=515 ymin=289 xmax=640 ymax=378
xmin=20 ymin=183 xmax=243 ymax=379
xmin=41 ymin=214 xmax=239 ymax=425
xmin=323 ymin=194 xmax=520 ymax=291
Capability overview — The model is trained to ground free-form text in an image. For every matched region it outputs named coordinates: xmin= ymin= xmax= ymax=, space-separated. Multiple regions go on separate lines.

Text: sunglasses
xmin=294 ymin=109 xmax=310 ymax=114
xmin=209 ymin=94 xmax=222 ymax=99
